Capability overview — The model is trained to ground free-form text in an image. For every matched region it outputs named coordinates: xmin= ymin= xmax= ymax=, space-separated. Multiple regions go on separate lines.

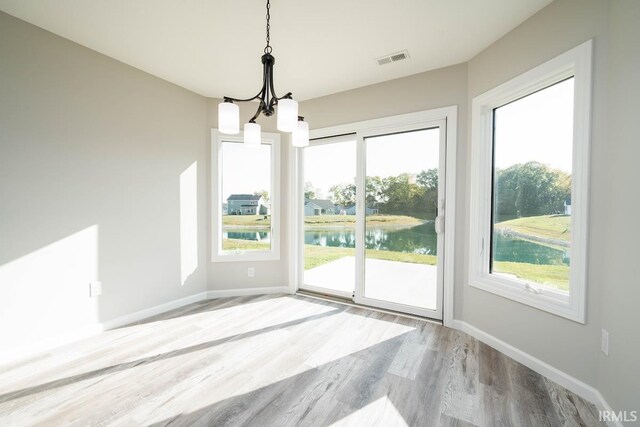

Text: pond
xmin=225 ymin=222 xmax=570 ymax=267
xmin=304 ymin=223 xmax=438 ymax=255
xmin=492 ymin=233 xmax=569 ymax=266
xmin=224 ymin=230 xmax=270 ymax=242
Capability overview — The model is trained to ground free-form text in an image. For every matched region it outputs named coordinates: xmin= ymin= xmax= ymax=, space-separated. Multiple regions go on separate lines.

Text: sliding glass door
xmin=355 ymin=126 xmax=445 ymax=318
xmin=301 ymin=135 xmax=357 ymax=299
xmin=298 ymin=119 xmax=447 ymax=320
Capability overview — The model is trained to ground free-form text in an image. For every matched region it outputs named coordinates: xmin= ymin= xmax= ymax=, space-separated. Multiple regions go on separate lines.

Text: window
xmin=211 ymin=130 xmax=281 ymax=262
xmin=469 ymin=40 xmax=592 ymax=322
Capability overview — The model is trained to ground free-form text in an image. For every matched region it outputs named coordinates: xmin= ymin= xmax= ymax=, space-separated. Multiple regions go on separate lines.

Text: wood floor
xmin=0 ymin=294 xmax=602 ymax=426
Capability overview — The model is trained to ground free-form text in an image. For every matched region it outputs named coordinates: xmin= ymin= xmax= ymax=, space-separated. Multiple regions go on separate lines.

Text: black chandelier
xmin=218 ymin=0 xmax=308 ymax=147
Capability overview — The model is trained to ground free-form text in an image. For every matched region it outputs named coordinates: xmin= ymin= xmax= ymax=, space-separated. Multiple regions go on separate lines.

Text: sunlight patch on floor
xmin=331 ymin=395 xmax=409 ymax=427
xmin=304 ymin=309 xmax=415 ymax=368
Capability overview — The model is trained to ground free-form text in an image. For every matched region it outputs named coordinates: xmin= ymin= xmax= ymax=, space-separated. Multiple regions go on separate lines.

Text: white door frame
xmin=355 ymin=120 xmax=447 ymax=319
xmin=294 ymin=134 xmax=358 ymax=300
xmin=289 ymin=107 xmax=457 ymax=326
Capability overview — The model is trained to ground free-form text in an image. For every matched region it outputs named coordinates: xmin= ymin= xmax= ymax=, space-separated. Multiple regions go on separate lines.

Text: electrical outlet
xmin=601 ymin=329 xmax=609 ymax=356
xmin=247 ymin=267 xmax=255 ymax=278
xmin=89 ymin=281 xmax=102 ymax=297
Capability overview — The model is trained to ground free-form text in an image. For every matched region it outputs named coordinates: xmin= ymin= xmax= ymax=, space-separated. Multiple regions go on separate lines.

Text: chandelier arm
xmin=248 ymin=100 xmax=266 ymax=123
xmin=267 ymin=61 xmax=279 ymax=102
xmin=275 ymin=92 xmax=293 ymax=101
xmin=220 ymin=0 xmax=303 ymax=132
xmin=223 ymin=92 xmax=262 ymax=103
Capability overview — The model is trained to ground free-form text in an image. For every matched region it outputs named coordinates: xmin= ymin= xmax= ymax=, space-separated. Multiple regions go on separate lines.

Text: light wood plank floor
xmin=0 ymin=294 xmax=602 ymax=426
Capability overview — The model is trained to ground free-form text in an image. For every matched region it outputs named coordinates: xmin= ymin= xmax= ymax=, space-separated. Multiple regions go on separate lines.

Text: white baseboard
xmin=452 ymin=320 xmax=621 ymax=427
xmin=0 ymin=291 xmax=210 ymax=365
xmin=207 ymin=286 xmax=291 ymax=299
xmin=0 ymin=323 xmax=104 ymax=366
xmin=100 ymin=291 xmax=209 ymax=330
xmin=0 ymin=286 xmax=291 ymax=364
xmin=0 ymin=287 xmax=294 ymax=366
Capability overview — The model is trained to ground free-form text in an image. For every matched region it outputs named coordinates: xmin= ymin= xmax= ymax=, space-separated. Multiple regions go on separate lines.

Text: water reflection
xmin=492 ymin=233 xmax=569 ymax=266
xmin=304 ymin=223 xmax=438 ymax=255
xmin=224 ymin=230 xmax=271 ymax=243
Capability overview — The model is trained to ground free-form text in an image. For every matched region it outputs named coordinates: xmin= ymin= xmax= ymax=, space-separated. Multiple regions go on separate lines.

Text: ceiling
xmin=0 ymin=0 xmax=552 ymax=100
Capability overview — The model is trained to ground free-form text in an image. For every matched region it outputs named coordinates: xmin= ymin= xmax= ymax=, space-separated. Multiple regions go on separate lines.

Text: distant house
xmin=304 ymin=199 xmax=336 ymax=216
xmin=227 ymin=194 xmax=269 ymax=215
xmin=222 ymin=203 xmax=228 ymax=215
xmin=343 ymin=204 xmax=379 ymax=215
xmin=564 ymin=195 xmax=572 ymax=215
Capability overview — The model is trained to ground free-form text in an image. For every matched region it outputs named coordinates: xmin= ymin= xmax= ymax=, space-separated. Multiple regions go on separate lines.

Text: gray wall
xmin=597 ymin=0 xmax=640 ymax=417
xmin=0 ymin=11 xmax=209 ymax=353
xmin=464 ymin=0 xmax=609 ymax=388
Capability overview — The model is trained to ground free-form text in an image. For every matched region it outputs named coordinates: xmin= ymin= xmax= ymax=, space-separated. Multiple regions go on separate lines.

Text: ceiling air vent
xmin=376 ymin=50 xmax=410 ymax=66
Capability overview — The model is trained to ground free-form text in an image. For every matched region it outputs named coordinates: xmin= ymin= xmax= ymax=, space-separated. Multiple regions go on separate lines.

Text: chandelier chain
xmin=264 ymin=0 xmax=272 ymax=54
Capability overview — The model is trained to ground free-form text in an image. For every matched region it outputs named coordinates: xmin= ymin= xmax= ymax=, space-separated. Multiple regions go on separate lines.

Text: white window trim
xmin=469 ymin=40 xmax=592 ymax=323
xmin=288 ymin=107 xmax=458 ymax=326
xmin=211 ymin=130 xmax=281 ymax=262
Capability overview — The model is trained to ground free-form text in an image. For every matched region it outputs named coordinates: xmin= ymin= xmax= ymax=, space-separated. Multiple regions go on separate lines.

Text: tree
xmin=330 ymin=182 xmax=356 ymax=207
xmin=416 ymin=169 xmax=438 ymax=191
xmin=253 ymin=190 xmax=269 ymax=203
xmin=304 ymin=182 xmax=317 ymax=200
xmin=416 ymin=169 xmax=439 ymax=217
xmin=379 ymin=174 xmax=417 ymax=214
xmin=365 ymin=176 xmax=386 ymax=206
xmin=495 ymin=162 xmax=571 ymax=220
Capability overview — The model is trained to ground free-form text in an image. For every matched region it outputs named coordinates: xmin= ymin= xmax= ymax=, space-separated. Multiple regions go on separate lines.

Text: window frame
xmin=290 ymin=107 xmax=458 ymax=325
xmin=469 ymin=40 xmax=592 ymax=323
xmin=211 ymin=130 xmax=281 ymax=262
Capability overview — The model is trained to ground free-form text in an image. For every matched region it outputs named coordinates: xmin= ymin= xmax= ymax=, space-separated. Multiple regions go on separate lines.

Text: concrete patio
xmin=304 ymin=256 xmax=437 ymax=310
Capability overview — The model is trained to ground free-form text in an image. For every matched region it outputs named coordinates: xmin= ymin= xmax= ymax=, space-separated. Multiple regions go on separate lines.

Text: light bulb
xmin=244 ymin=122 xmax=261 ymax=146
xmin=218 ymin=102 xmax=239 ymax=134
xmin=292 ymin=120 xmax=309 ymax=147
xmin=277 ymin=98 xmax=298 ymax=132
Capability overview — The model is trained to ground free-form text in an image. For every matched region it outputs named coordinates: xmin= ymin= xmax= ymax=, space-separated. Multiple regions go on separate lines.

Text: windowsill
xmin=211 ymin=250 xmax=280 ymax=263
xmin=469 ymin=274 xmax=584 ymax=323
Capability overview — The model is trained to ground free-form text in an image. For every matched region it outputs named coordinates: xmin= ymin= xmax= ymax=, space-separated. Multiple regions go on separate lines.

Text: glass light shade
xmin=218 ymin=102 xmax=239 ymax=134
xmin=244 ymin=122 xmax=261 ymax=146
xmin=277 ymin=98 xmax=298 ymax=132
xmin=292 ymin=120 xmax=309 ymax=147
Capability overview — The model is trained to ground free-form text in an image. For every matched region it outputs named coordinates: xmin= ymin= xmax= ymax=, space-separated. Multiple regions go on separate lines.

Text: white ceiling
xmin=0 ymin=0 xmax=552 ymax=100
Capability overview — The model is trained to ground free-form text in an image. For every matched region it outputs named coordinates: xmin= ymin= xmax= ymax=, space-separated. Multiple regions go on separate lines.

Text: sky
xmin=305 ymin=129 xmax=440 ymax=198
xmin=221 ymin=141 xmax=271 ymax=201
xmin=494 ymin=77 xmax=574 ymax=173
xmin=222 ymin=78 xmax=574 ymax=202
xmin=304 ymin=140 xmax=356 ymax=199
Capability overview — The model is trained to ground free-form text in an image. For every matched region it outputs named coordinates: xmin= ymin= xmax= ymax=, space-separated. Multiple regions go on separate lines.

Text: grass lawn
xmin=494 ymin=215 xmax=571 ymax=242
xmin=223 ymin=238 xmax=270 ymax=251
xmin=224 ymin=238 xmax=569 ymax=292
xmin=223 ymin=214 xmax=424 ymax=228
xmin=223 ymin=216 xmax=271 ymax=227
xmin=493 ymin=261 xmax=569 ymax=292
xmin=222 ymin=239 xmax=436 ymax=269
xmin=303 ymin=244 xmax=436 ymax=270
xmin=304 ymin=215 xmax=424 ymax=227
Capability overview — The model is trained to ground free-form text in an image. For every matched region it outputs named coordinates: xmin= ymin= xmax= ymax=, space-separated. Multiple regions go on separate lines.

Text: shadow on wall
xmin=0 ymin=159 xmax=205 ymax=360
xmin=180 ymin=161 xmax=198 ymax=285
